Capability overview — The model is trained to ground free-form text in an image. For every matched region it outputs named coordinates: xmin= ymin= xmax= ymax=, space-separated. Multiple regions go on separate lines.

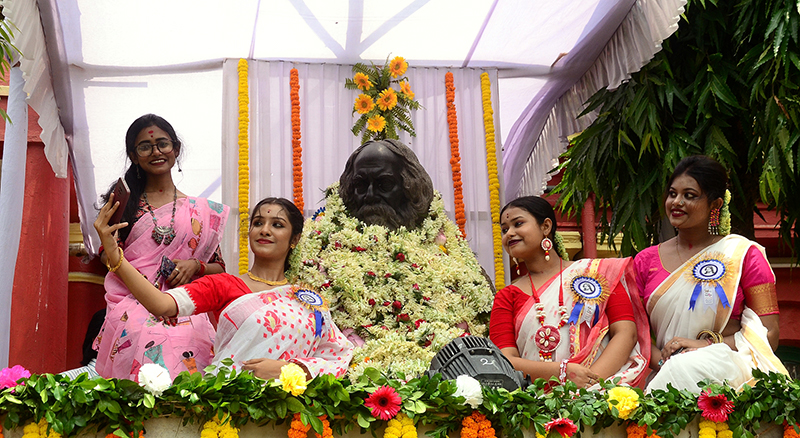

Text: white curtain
xmin=221 ymin=60 xmax=503 ymax=280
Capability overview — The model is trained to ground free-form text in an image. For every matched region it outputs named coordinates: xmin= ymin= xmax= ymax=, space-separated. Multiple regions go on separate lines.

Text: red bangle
xmin=198 ymin=260 xmax=206 ymax=276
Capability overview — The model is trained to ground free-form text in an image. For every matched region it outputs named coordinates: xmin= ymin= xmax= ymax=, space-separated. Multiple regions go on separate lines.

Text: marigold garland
xmin=200 ymin=415 xmax=239 ymax=438
xmin=236 ymin=59 xmax=250 ymax=274
xmin=785 ymin=423 xmax=800 ymax=438
xmin=290 ymin=68 xmax=304 ymax=213
xmin=21 ymin=419 xmax=61 ymax=438
xmin=626 ymin=423 xmax=661 ymax=438
xmin=384 ymin=413 xmax=417 ymax=438
xmin=288 ymin=413 xmax=331 ymax=438
xmin=479 ymin=72 xmax=503 ymax=288
xmin=460 ymin=412 xmax=495 ymax=438
xmin=445 ymin=72 xmax=466 ymax=238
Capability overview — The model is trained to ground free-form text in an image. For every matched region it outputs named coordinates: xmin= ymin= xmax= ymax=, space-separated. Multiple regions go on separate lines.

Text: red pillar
xmin=9 ymin=142 xmax=70 ymax=373
xmin=581 ymin=196 xmax=598 ymax=259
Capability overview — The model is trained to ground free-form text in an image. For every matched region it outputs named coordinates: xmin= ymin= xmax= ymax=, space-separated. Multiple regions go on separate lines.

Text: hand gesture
xmin=167 ymin=259 xmax=199 ymax=287
xmin=93 ymin=193 xmax=128 ymax=259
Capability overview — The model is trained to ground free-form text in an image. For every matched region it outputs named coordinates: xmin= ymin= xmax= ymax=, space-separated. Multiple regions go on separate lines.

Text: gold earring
xmin=290 ymin=244 xmax=296 ymax=249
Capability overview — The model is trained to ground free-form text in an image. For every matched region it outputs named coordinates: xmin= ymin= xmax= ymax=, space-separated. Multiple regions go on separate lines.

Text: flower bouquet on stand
xmin=346 ymin=55 xmax=421 ymax=143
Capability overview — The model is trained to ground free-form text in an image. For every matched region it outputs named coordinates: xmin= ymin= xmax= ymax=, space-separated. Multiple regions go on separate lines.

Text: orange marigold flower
xmin=399 ymin=81 xmax=415 ymax=99
xmin=354 ymin=94 xmax=375 ymax=114
xmin=354 ymin=72 xmax=372 ymax=90
xmin=367 ymin=114 xmax=386 ymax=132
xmin=389 ymin=56 xmax=408 ymax=78
xmin=377 ymin=88 xmax=398 ymax=111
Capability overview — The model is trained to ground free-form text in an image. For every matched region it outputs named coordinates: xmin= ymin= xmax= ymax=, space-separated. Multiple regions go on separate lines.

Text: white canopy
xmin=0 ymin=0 xmax=686 ymax=366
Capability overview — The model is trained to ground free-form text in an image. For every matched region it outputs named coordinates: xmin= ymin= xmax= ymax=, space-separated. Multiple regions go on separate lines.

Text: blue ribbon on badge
xmin=293 ymin=287 xmax=328 ymax=338
xmin=313 ymin=310 xmax=323 ymax=338
xmin=568 ymin=302 xmax=584 ymax=325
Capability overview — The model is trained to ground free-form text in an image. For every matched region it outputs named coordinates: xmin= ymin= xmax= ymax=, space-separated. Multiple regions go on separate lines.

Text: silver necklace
xmin=143 ymin=186 xmax=177 ymax=245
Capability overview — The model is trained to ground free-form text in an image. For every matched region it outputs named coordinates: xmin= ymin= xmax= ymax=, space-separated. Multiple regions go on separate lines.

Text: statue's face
xmin=350 ymin=143 xmax=408 ymax=226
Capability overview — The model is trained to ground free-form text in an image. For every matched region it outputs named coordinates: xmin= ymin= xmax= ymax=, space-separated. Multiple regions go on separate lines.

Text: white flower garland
xmin=289 ymin=184 xmax=494 ymax=379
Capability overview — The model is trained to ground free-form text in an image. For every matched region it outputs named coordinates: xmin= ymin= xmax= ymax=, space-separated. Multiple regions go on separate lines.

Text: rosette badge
xmin=568 ymin=261 xmax=610 ymax=326
xmin=291 ymin=285 xmax=328 ymax=337
xmin=688 ymin=253 xmax=732 ymax=311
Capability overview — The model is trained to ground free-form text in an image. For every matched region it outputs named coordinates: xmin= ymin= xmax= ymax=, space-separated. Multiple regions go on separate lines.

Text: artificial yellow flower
xmin=389 ymin=56 xmax=408 ymax=77
xmin=606 ymin=386 xmax=640 ymax=420
xmin=367 ymin=114 xmax=386 ymax=132
xmin=377 ymin=88 xmax=398 ymax=111
xmin=399 ymin=81 xmax=415 ymax=99
xmin=279 ymin=363 xmax=308 ymax=396
xmin=354 ymin=72 xmax=372 ymax=90
xmin=354 ymin=94 xmax=375 ymax=114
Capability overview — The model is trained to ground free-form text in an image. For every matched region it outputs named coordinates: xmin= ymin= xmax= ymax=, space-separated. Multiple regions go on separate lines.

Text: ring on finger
xmin=174 ymin=268 xmax=181 ymax=274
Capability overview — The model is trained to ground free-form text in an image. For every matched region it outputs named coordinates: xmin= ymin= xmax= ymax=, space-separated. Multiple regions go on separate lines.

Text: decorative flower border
xmin=1 ymin=367 xmax=797 ymax=438
xmin=290 ymin=68 xmax=304 ymax=212
xmin=444 ymin=72 xmax=466 ymax=238
xmin=479 ymin=72 xmax=503 ymax=288
xmin=237 ymin=59 xmax=250 ymax=274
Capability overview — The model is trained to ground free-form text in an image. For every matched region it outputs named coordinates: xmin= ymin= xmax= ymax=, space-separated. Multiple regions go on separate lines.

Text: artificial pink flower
xmin=0 ymin=365 xmax=31 ymax=390
xmin=698 ymin=390 xmax=734 ymax=422
xmin=364 ymin=385 xmax=402 ymax=420
xmin=545 ymin=418 xmax=578 ymax=438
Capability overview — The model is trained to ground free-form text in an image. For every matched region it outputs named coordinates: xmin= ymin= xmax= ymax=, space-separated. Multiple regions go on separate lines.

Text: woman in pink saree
xmin=94 ymin=114 xmax=229 ymax=381
xmin=635 ymin=156 xmax=786 ymax=392
xmin=490 ymin=196 xmax=649 ymax=388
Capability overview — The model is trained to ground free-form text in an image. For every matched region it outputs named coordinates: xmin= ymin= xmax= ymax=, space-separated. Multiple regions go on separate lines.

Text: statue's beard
xmin=353 ymin=202 xmax=418 ymax=230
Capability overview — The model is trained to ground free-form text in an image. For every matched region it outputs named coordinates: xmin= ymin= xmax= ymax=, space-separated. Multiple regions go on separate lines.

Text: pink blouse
xmin=634 ymin=244 xmax=778 ymax=318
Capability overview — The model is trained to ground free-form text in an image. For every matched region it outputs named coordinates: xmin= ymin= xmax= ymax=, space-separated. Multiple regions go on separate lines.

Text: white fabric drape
xmin=508 ymin=0 xmax=687 ymax=197
xmin=221 ymin=61 xmax=502 ymax=280
xmin=0 ymin=68 xmax=29 ymax=368
xmin=2 ymin=0 xmax=69 ymax=178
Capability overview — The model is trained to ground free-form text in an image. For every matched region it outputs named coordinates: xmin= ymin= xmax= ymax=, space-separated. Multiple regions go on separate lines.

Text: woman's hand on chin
xmin=242 ymin=358 xmax=289 ymax=380
xmin=94 ymin=193 xmax=129 ymax=256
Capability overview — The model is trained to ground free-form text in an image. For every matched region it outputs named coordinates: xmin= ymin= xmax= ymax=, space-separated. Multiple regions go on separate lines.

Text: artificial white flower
xmin=454 ymin=375 xmax=484 ymax=408
xmin=138 ymin=363 xmax=172 ymax=397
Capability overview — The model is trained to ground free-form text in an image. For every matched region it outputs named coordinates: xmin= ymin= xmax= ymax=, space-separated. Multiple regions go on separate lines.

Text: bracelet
xmin=192 ymin=258 xmax=206 ymax=276
xmin=558 ymin=359 xmax=569 ymax=384
xmin=105 ymin=247 xmax=124 ymax=273
xmin=697 ymin=329 xmax=723 ymax=344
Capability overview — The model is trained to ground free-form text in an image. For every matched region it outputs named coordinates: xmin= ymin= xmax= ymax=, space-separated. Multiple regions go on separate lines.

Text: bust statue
xmin=290 ymin=140 xmax=494 ymax=379
xmin=339 ymin=140 xmax=433 ymax=230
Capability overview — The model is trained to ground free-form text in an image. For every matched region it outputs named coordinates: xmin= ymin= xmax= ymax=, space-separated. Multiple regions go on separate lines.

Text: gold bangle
xmin=106 ymin=247 xmax=124 ymax=273
xmin=697 ymin=329 xmax=723 ymax=344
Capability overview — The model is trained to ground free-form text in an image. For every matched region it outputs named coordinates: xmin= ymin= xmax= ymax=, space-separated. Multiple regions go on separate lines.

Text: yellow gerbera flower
xmin=389 ymin=56 xmax=408 ymax=78
xmin=354 ymin=72 xmax=372 ymax=90
xmin=367 ymin=114 xmax=386 ymax=132
xmin=399 ymin=81 xmax=415 ymax=99
xmin=377 ymin=88 xmax=398 ymax=111
xmin=354 ymin=94 xmax=375 ymax=114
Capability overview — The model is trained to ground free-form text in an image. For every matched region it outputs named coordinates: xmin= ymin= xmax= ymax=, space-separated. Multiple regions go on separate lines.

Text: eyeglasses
xmin=135 ymin=140 xmax=174 ymax=157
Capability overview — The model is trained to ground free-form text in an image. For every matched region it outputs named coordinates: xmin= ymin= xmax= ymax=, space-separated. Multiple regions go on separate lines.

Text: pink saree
xmin=94 ymin=197 xmax=229 ymax=381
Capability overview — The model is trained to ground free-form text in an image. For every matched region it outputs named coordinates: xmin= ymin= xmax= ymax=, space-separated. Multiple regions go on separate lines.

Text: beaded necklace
xmin=143 ymin=186 xmax=177 ymax=245
xmin=528 ymin=258 xmax=570 ymax=361
xmin=247 ymin=271 xmax=289 ymax=286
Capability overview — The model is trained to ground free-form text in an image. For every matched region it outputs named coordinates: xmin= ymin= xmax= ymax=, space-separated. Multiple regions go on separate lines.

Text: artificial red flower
xmin=368 ymin=299 xmax=376 ymax=306
xmin=364 ymin=385 xmax=402 ymax=420
xmin=396 ymin=252 xmax=406 ymax=262
xmin=545 ymin=418 xmax=577 ymax=438
xmin=392 ymin=301 xmax=403 ymax=310
xmin=698 ymin=390 xmax=734 ymax=423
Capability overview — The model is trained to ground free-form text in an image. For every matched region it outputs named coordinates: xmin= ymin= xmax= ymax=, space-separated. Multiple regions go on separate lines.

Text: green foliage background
xmin=555 ymin=0 xmax=800 ymax=255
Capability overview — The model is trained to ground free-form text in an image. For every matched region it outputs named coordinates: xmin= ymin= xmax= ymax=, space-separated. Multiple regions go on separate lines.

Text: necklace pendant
xmin=153 ymin=226 xmax=175 ymax=245
xmin=535 ymin=324 xmax=561 ymax=361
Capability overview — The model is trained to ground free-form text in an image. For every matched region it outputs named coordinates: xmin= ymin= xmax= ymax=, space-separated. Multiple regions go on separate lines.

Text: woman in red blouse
xmin=489 ymin=196 xmax=649 ymax=388
xmin=95 ymin=196 xmax=353 ymax=380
